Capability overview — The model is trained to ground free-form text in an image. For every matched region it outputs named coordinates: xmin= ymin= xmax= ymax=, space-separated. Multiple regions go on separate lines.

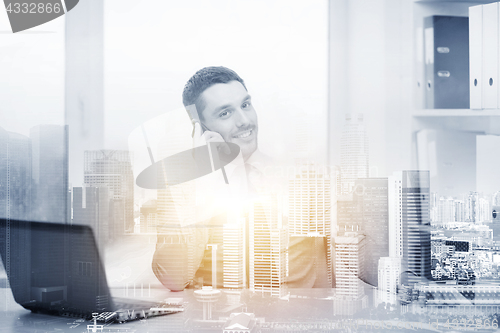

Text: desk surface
xmin=0 ymin=235 xmax=467 ymax=332
xmin=0 ymin=286 xmax=352 ymax=333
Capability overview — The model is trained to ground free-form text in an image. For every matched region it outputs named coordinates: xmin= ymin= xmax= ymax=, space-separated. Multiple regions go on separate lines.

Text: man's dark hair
xmin=182 ymin=66 xmax=246 ymax=120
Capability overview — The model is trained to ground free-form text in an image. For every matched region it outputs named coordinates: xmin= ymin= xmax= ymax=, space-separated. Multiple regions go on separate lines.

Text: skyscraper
xmin=0 ymin=127 xmax=32 ymax=302
xmin=65 ymin=0 xmax=104 ymax=187
xmin=437 ymin=196 xmax=455 ymax=225
xmin=72 ymin=186 xmax=110 ymax=251
xmin=465 ymin=192 xmax=479 ymax=223
xmin=84 ymin=150 xmax=134 ymax=237
xmin=222 ymin=218 xmax=246 ymax=289
xmin=340 ymin=114 xmax=369 ymax=195
xmin=333 ymin=232 xmax=368 ymax=316
xmin=355 ymin=178 xmax=389 ymax=287
xmin=288 ymin=165 xmax=332 ymax=286
xmin=30 ymin=125 xmax=69 ymax=224
xmin=249 ymin=196 xmax=286 ymax=298
xmin=336 ymin=178 xmax=388 ymax=287
xmin=377 ymin=257 xmax=401 ymax=306
xmin=388 ymin=171 xmax=431 ymax=286
xmin=0 ymin=127 xmax=32 ymax=221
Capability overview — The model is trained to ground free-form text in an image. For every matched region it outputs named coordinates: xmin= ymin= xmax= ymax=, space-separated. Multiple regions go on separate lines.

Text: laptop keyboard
xmin=109 ymin=298 xmax=184 ymax=323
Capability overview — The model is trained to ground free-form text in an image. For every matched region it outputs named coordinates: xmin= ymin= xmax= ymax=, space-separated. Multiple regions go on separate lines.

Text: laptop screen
xmin=0 ymin=219 xmax=113 ymax=316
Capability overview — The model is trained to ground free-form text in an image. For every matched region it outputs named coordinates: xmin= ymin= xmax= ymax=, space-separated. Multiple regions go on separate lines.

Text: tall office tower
xmin=332 ymin=165 xmax=342 ymax=197
xmin=478 ymin=197 xmax=491 ymax=223
xmin=139 ymin=200 xmax=157 ymax=234
xmin=337 ymin=194 xmax=360 ymax=235
xmin=437 ymin=196 xmax=455 ymax=225
xmin=0 ymin=127 xmax=32 ymax=221
xmin=465 ymin=192 xmax=479 ymax=222
xmin=454 ymin=199 xmax=465 ymax=222
xmin=293 ymin=111 xmax=314 ymax=163
xmin=337 ymin=178 xmax=388 ymax=287
xmin=30 ymin=125 xmax=69 ymax=224
xmin=72 ymin=186 xmax=110 ymax=250
xmin=340 ymin=113 xmax=369 ymax=195
xmin=493 ymin=191 xmax=500 ymax=206
xmin=65 ymin=0 xmax=104 ymax=187
xmin=0 ymin=127 xmax=32 ymax=303
xmin=288 ymin=165 xmax=332 ymax=286
xmin=84 ymin=150 xmax=134 ymax=236
xmin=377 ymin=257 xmax=401 ymax=306
xmin=333 ymin=232 xmax=368 ymax=316
xmin=355 ymin=178 xmax=388 ymax=287
xmin=429 ymin=192 xmax=438 ymax=223
xmin=388 ymin=171 xmax=431 ymax=286
xmin=249 ymin=196 xmax=286 ymax=298
xmin=223 ymin=218 xmax=246 ymax=289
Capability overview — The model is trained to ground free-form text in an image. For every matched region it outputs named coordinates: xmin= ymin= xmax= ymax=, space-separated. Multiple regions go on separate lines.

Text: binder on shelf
xmin=482 ymin=2 xmax=498 ymax=109
xmin=424 ymin=16 xmax=470 ymax=109
xmin=469 ymin=5 xmax=482 ymax=109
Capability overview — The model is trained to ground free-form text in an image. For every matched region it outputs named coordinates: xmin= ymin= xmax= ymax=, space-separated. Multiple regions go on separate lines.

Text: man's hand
xmin=192 ymin=121 xmax=223 ymax=146
xmin=193 ymin=121 xmax=230 ymax=154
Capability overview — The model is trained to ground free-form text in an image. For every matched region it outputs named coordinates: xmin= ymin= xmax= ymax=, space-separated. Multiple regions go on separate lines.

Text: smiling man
xmin=152 ymin=66 xmax=270 ymax=291
xmin=152 ymin=66 xmax=330 ymax=291
xmin=183 ymin=66 xmax=263 ymax=164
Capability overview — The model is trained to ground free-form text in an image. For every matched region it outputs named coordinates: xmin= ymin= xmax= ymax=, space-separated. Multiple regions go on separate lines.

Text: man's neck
xmin=244 ymin=149 xmax=273 ymax=170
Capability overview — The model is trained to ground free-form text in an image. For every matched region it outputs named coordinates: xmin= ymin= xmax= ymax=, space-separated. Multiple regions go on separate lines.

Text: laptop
xmin=0 ymin=218 xmax=183 ymax=323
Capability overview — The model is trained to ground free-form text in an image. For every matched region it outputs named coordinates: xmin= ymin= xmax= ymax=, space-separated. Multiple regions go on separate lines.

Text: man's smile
xmin=233 ymin=128 xmax=254 ymax=140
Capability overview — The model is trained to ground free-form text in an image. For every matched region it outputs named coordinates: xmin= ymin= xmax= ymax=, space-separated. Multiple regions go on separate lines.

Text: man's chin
xmin=235 ymin=140 xmax=257 ymax=161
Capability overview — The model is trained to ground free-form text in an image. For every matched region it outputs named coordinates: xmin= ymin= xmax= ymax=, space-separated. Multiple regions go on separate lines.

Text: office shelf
xmin=413 ymin=0 xmax=496 ymax=3
xmin=328 ymin=0 xmax=500 ymax=187
xmin=412 ymin=109 xmax=500 ymax=117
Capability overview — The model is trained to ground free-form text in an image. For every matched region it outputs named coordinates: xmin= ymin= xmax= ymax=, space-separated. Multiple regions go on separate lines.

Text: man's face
xmin=199 ymin=80 xmax=258 ymax=161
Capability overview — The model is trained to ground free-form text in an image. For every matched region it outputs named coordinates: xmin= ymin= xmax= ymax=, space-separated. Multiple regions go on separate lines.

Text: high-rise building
xmin=0 ymin=127 xmax=32 ymax=301
xmin=84 ymin=150 xmax=134 ymax=237
xmin=340 ymin=114 xmax=369 ymax=195
xmin=465 ymin=192 xmax=479 ymax=223
xmin=0 ymin=127 xmax=32 ymax=221
xmin=249 ymin=196 xmax=286 ymax=298
xmin=437 ymin=196 xmax=455 ymax=225
xmin=337 ymin=178 xmax=389 ymax=287
xmin=288 ymin=165 xmax=332 ymax=286
xmin=493 ymin=191 xmax=500 ymax=206
xmin=454 ymin=199 xmax=465 ymax=222
xmin=65 ymin=0 xmax=104 ymax=187
xmin=388 ymin=171 xmax=431 ymax=286
xmin=333 ymin=232 xmax=368 ymax=316
xmin=337 ymin=193 xmax=361 ymax=234
xmin=429 ymin=192 xmax=438 ymax=223
xmin=478 ymin=197 xmax=491 ymax=223
xmin=355 ymin=178 xmax=389 ymax=287
xmin=72 ymin=186 xmax=110 ymax=251
xmin=139 ymin=200 xmax=157 ymax=234
xmin=377 ymin=257 xmax=401 ymax=306
xmin=223 ymin=218 xmax=247 ymax=289
xmin=30 ymin=125 xmax=69 ymax=224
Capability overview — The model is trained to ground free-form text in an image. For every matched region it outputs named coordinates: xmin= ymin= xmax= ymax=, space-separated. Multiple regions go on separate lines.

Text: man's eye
xmin=219 ymin=110 xmax=229 ymax=118
xmin=242 ymin=102 xmax=251 ymax=109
